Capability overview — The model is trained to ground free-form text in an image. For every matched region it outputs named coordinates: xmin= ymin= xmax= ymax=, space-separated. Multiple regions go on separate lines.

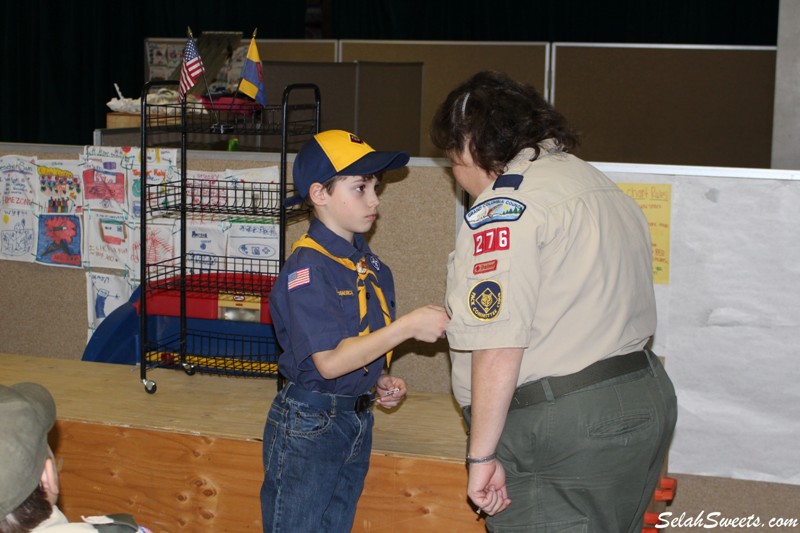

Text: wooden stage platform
xmin=0 ymin=354 xmax=482 ymax=532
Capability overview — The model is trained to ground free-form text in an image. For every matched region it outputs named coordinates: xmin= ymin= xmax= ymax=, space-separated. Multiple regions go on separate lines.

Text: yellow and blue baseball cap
xmin=287 ymin=130 xmax=410 ymax=206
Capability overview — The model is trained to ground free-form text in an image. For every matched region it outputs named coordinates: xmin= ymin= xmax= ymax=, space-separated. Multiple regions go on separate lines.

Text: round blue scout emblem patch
xmin=468 ymin=280 xmax=502 ymax=321
xmin=369 ymin=255 xmax=381 ymax=271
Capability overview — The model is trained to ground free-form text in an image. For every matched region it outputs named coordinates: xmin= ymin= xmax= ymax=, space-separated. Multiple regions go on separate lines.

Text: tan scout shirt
xmin=446 ymin=143 xmax=656 ymax=407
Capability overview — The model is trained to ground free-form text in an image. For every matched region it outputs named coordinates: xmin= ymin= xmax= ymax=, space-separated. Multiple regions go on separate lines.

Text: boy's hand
xmin=407 ymin=305 xmax=450 ymax=343
xmin=375 ymin=375 xmax=406 ymax=409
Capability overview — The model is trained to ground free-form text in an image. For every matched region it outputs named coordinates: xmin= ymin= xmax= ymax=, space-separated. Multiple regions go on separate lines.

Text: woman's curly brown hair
xmin=430 ymin=70 xmax=580 ymax=175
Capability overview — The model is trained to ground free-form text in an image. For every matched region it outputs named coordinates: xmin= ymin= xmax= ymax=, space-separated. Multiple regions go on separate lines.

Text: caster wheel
xmin=143 ymin=379 xmax=157 ymax=394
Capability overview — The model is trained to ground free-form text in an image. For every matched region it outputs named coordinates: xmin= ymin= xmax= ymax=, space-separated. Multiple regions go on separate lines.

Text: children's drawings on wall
xmin=228 ymin=166 xmax=280 ymax=210
xmin=35 ymin=160 xmax=84 ymax=214
xmin=82 ymin=166 xmax=126 ymax=211
xmin=146 ymin=42 xmax=183 ymax=82
xmin=185 ymin=220 xmax=227 ymax=274
xmin=1 ymin=146 xmax=284 ymax=351
xmin=227 ymin=220 xmax=279 ymax=273
xmin=1 ymin=155 xmax=36 ymax=211
xmin=85 ymin=211 xmax=134 ymax=270
xmin=1 ymin=208 xmax=36 ymax=262
xmin=86 ymin=271 xmax=132 ymax=339
xmin=142 ymin=219 xmax=176 ymax=266
xmin=131 ymin=164 xmax=169 ymax=220
xmin=36 ymin=214 xmax=82 ymax=267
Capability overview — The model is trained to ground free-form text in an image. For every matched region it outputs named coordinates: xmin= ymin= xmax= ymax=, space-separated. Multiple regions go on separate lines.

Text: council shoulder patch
xmin=465 ymin=197 xmax=526 ymax=229
xmin=468 ymin=279 xmax=502 ymax=321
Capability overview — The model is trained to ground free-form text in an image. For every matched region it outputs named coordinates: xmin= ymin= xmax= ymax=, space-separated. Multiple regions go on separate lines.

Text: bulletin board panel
xmin=593 ymin=161 xmax=800 ymax=486
xmin=262 ymin=61 xmax=423 ymax=156
xmin=264 ymin=61 xmax=357 ymax=135
xmin=354 ymin=62 xmax=423 ymax=155
xmin=340 ymin=40 xmax=549 ymax=157
xmin=552 ymin=44 xmax=776 ymax=168
xmin=255 ymin=39 xmax=338 ymax=62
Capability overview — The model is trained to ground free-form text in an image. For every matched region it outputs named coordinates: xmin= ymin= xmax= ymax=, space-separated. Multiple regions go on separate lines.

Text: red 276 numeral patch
xmin=473 ymin=226 xmax=510 ymax=256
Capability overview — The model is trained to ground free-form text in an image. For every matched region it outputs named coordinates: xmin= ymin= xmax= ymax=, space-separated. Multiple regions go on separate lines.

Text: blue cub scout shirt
xmin=268 ymin=218 xmax=396 ymax=396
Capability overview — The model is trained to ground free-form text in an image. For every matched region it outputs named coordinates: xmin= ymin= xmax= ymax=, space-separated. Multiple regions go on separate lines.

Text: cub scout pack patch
xmin=287 ymin=267 xmax=311 ymax=290
xmin=465 ymin=197 xmax=526 ymax=229
xmin=469 ymin=279 xmax=502 ymax=321
xmin=473 ymin=226 xmax=510 ymax=256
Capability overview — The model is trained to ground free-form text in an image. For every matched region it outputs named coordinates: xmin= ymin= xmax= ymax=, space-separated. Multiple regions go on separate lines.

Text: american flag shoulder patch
xmin=287 ymin=267 xmax=311 ymax=290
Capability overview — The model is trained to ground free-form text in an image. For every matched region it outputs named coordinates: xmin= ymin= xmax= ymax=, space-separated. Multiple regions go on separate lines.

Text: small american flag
xmin=178 ymin=36 xmax=204 ymax=102
xmin=287 ymin=267 xmax=311 ymax=290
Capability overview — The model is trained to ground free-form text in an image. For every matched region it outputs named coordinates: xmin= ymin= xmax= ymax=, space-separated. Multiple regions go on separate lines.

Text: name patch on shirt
xmin=468 ymin=280 xmax=502 ymax=321
xmin=473 ymin=226 xmax=510 ymax=255
xmin=473 ymin=260 xmax=498 ymax=275
xmin=465 ymin=197 xmax=526 ymax=229
xmin=287 ymin=267 xmax=311 ymax=291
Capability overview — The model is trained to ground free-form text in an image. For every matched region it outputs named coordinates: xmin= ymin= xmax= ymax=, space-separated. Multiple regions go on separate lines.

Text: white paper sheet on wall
xmin=86 ymin=271 xmax=132 ymax=339
xmin=184 ymin=219 xmax=228 ymax=274
xmin=84 ymin=211 xmax=133 ymax=270
xmin=35 ymin=213 xmax=82 ymax=268
xmin=0 ymin=207 xmax=36 ymax=263
xmin=34 ymin=159 xmax=84 ymax=214
xmin=226 ymin=219 xmax=279 ymax=273
xmin=225 ymin=166 xmax=280 ymax=210
xmin=599 ymin=165 xmax=800 ymax=486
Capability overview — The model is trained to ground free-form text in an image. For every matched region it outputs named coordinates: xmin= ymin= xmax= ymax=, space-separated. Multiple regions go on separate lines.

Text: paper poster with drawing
xmin=86 ymin=271 xmax=132 ymax=338
xmin=230 ymin=166 xmax=280 ymax=209
xmin=128 ymin=218 xmax=176 ymax=283
xmin=84 ymin=211 xmax=133 ymax=270
xmin=0 ymin=208 xmax=36 ymax=262
xmin=81 ymin=165 xmax=126 ymax=211
xmin=227 ymin=219 xmax=279 ymax=273
xmin=35 ymin=214 xmax=82 ymax=267
xmin=129 ymin=162 xmax=170 ymax=220
xmin=185 ymin=169 xmax=231 ymax=208
xmin=35 ymin=160 xmax=84 ymax=214
xmin=83 ymin=145 xmax=140 ymax=172
xmin=1 ymin=155 xmax=36 ymax=211
xmin=185 ymin=219 xmax=227 ymax=274
xmin=140 ymin=218 xmax=176 ymax=265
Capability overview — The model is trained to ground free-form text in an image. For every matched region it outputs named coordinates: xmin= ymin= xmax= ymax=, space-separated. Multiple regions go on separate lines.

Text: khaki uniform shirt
xmin=446 ymin=143 xmax=656 ymax=407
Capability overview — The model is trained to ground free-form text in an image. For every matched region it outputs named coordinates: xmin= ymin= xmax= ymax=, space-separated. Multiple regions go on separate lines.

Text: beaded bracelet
xmin=465 ymin=453 xmax=497 ymax=465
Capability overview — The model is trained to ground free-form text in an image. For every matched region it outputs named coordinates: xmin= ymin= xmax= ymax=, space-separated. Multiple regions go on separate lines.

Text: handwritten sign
xmin=618 ymin=183 xmax=672 ymax=284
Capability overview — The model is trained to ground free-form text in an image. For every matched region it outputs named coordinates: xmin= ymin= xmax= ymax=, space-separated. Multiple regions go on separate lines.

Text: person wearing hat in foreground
xmin=260 ymin=130 xmax=450 ymax=532
xmin=0 ymin=382 xmax=151 ymax=532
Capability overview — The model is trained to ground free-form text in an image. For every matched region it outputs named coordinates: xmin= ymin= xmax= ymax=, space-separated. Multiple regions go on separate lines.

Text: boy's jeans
xmin=260 ymin=385 xmax=373 ymax=532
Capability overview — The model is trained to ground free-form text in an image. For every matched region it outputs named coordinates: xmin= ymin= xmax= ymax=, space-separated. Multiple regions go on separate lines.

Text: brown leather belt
xmin=508 ymin=350 xmax=650 ymax=411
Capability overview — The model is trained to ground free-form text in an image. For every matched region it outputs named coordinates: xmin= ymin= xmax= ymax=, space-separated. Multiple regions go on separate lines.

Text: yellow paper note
xmin=618 ymin=183 xmax=672 ymax=285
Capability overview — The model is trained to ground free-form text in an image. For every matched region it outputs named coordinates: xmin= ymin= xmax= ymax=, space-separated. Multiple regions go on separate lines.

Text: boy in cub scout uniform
xmin=430 ymin=71 xmax=678 ymax=532
xmin=260 ymin=130 xmax=449 ymax=532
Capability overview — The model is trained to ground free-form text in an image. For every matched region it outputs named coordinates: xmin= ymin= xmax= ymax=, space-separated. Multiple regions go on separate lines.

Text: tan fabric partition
xmin=340 ymin=40 xmax=550 ymax=157
xmin=552 ymin=43 xmax=776 ymax=167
